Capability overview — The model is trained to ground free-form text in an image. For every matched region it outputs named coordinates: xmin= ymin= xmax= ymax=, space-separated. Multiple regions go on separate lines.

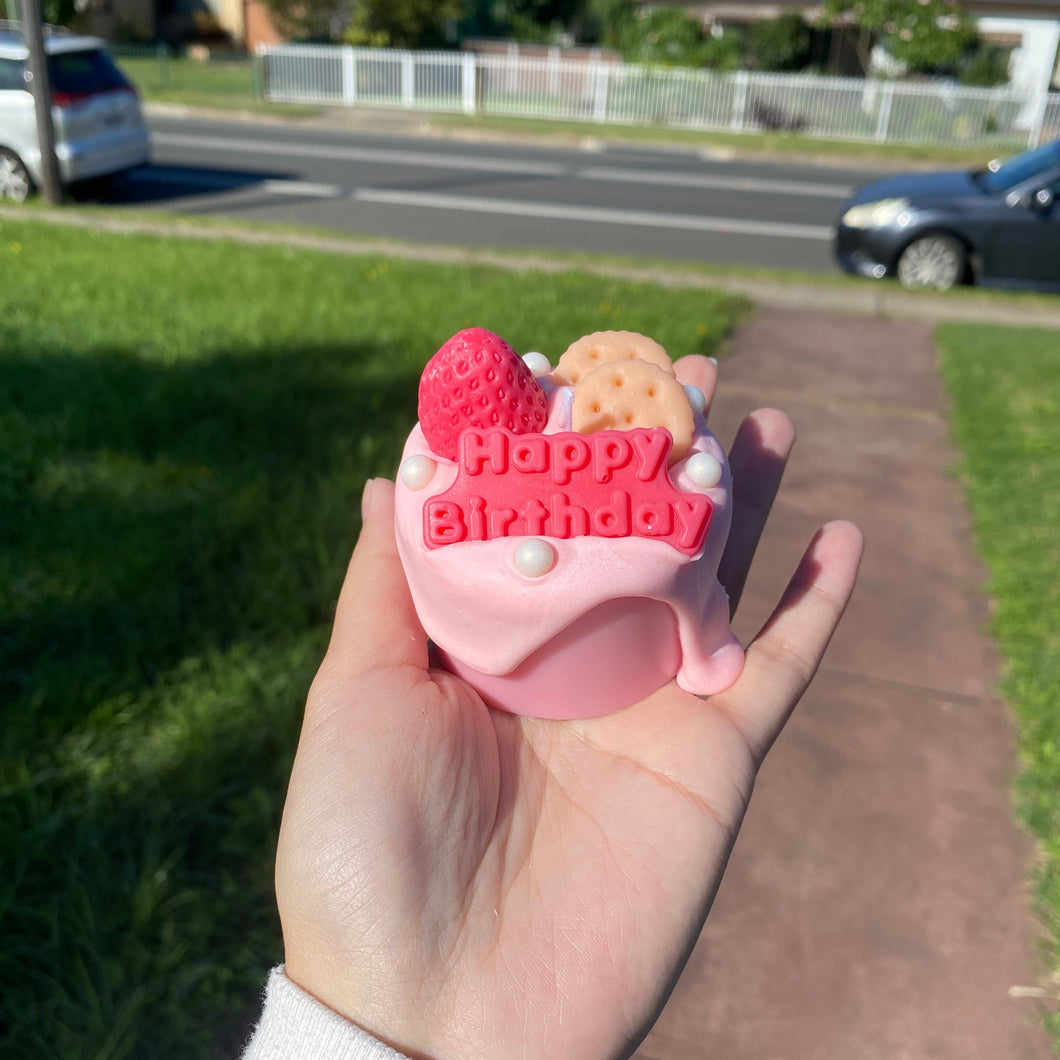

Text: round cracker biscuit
xmin=571 ymin=359 xmax=694 ymax=464
xmin=554 ymin=330 xmax=674 ymax=386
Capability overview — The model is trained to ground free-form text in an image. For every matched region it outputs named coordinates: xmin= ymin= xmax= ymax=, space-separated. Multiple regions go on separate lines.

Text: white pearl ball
xmin=522 ymin=351 xmax=552 ymax=377
xmin=399 ymin=455 xmax=437 ymax=491
xmin=684 ymin=385 xmax=707 ymax=415
xmin=514 ymin=538 xmax=556 ymax=578
xmin=686 ymin=452 xmax=723 ymax=488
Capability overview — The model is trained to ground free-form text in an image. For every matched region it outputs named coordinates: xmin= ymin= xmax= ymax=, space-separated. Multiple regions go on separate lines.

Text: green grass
xmin=427 ymin=111 xmax=1017 ymax=170
xmin=938 ymin=323 xmax=1060 ymax=1037
xmin=115 ymin=53 xmax=258 ymax=97
xmin=0 ymin=216 xmax=748 ymax=1060
xmin=113 ymin=53 xmax=317 ymax=116
xmin=19 ymin=201 xmax=1060 ymax=326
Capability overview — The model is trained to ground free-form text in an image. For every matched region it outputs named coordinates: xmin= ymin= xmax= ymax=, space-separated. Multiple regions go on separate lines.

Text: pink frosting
xmin=393 ymin=375 xmax=743 ymax=718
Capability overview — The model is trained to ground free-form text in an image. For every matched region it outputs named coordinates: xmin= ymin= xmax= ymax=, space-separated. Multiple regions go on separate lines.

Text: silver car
xmin=0 ymin=23 xmax=150 ymax=201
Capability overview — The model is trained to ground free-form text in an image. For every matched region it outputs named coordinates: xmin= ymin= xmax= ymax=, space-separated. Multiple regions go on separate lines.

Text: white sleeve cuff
xmin=241 ymin=967 xmax=412 ymax=1060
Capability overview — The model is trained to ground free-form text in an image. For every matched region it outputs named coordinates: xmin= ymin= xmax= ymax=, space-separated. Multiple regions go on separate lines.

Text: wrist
xmin=283 ymin=959 xmax=437 ymax=1060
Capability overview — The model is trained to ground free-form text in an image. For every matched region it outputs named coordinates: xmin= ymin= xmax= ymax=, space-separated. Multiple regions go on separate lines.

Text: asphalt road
xmin=102 ymin=114 xmax=881 ymax=273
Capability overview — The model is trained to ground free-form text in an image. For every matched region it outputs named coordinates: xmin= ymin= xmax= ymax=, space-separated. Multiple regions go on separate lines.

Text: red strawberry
xmin=418 ymin=328 xmax=549 ymax=461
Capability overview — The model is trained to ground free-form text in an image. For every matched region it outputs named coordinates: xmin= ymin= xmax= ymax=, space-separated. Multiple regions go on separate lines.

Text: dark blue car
xmin=834 ymin=139 xmax=1060 ymax=291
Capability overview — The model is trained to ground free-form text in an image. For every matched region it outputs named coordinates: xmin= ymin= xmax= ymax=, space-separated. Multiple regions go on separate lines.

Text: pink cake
xmin=393 ymin=327 xmax=743 ymax=720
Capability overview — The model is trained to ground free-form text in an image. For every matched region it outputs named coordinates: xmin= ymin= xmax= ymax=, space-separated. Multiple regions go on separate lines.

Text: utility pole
xmin=20 ymin=0 xmax=62 ymax=204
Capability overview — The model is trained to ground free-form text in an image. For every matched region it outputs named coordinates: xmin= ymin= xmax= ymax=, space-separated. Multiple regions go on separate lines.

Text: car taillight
xmin=52 ymin=85 xmax=138 ymax=108
xmin=52 ymin=90 xmax=93 ymax=108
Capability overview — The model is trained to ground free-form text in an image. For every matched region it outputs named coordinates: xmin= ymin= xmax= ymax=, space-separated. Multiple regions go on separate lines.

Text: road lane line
xmin=575 ymin=165 xmax=852 ymax=198
xmin=151 ymin=132 xmax=851 ymax=198
xmin=151 ymin=132 xmax=568 ymax=176
xmin=352 ymin=188 xmax=833 ymax=240
xmin=260 ymin=179 xmax=343 ymax=197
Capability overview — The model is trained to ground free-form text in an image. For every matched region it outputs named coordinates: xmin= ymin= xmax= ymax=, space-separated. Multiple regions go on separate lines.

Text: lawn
xmin=0 ymin=217 xmax=747 ymax=1060
xmin=113 ymin=52 xmax=314 ymax=116
xmin=938 ymin=323 xmax=1060 ymax=1038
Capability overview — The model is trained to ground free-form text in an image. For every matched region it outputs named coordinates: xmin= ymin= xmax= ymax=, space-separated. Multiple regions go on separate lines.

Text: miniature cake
xmin=393 ymin=327 xmax=743 ymax=720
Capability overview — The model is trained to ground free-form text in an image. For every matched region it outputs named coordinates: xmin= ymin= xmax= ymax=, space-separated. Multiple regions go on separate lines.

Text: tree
xmin=584 ymin=0 xmax=635 ymax=45
xmin=490 ymin=0 xmax=586 ymax=43
xmin=261 ymin=0 xmax=346 ymax=42
xmin=614 ymin=7 xmax=722 ymax=67
xmin=959 ymin=42 xmax=1009 ymax=87
xmin=40 ymin=0 xmax=76 ymax=25
xmin=263 ymin=0 xmax=467 ymax=45
xmin=347 ymin=0 xmax=467 ymax=47
xmin=749 ymin=11 xmax=811 ymax=72
xmin=822 ymin=0 xmax=976 ymax=76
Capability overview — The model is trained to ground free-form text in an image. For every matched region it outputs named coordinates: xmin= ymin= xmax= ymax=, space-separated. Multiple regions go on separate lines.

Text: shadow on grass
xmin=1 ymin=338 xmax=419 ymax=1059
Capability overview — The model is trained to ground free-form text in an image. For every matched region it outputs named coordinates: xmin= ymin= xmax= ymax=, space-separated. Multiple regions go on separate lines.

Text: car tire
xmin=896 ymin=234 xmax=966 ymax=291
xmin=0 ymin=148 xmax=32 ymax=203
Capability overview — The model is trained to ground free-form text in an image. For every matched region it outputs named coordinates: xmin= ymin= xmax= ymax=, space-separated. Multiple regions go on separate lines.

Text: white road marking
xmin=352 ymin=188 xmax=833 ymax=240
xmin=151 ymin=131 xmax=851 ymax=197
xmin=576 ymin=165 xmax=852 ymax=198
xmin=147 ymin=130 xmax=844 ymax=235
xmin=260 ymin=179 xmax=342 ymax=197
xmin=151 ymin=132 xmax=568 ymax=176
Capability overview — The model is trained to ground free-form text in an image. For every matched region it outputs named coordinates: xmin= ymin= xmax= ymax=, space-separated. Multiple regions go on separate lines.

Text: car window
xmin=47 ymin=49 xmax=130 ymax=95
xmin=980 ymin=141 xmax=1060 ymax=195
xmin=0 ymin=55 xmax=26 ymax=92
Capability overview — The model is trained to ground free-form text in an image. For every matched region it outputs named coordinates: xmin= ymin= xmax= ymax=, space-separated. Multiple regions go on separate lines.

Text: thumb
xmin=316 ymin=478 xmax=429 ymax=694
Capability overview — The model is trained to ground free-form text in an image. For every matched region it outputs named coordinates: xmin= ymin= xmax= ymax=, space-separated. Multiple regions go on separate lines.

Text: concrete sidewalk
xmin=635 ymin=309 xmax=1051 ymax=1059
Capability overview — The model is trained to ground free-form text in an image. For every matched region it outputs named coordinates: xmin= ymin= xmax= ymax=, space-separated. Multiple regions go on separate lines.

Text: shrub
xmin=749 ymin=12 xmax=811 ymax=71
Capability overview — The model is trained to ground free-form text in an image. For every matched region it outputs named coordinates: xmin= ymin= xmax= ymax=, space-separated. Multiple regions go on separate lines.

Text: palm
xmin=276 ymin=358 xmax=863 ymax=1060
xmin=282 ymin=662 xmax=754 ymax=1060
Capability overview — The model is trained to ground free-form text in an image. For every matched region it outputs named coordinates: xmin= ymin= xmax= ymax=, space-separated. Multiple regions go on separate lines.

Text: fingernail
xmin=708 ymin=356 xmax=718 ymax=366
xmin=361 ymin=478 xmax=377 ymax=521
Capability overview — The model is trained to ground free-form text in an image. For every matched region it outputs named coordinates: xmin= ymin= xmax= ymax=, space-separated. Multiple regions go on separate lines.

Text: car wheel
xmin=896 ymin=235 xmax=966 ymax=291
xmin=0 ymin=149 xmax=32 ymax=203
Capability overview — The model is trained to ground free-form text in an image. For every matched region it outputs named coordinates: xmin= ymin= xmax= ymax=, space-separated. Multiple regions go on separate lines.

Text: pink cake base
xmin=437 ymin=597 xmax=683 ymax=719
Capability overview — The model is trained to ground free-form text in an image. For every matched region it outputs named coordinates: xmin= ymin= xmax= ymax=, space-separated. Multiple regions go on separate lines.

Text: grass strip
xmin=938 ymin=322 xmax=1060 ymax=1037
xmin=427 ymin=112 xmax=1012 ymax=170
xmin=8 ymin=205 xmax=1060 ymax=330
xmin=0 ymin=215 xmax=747 ymax=1060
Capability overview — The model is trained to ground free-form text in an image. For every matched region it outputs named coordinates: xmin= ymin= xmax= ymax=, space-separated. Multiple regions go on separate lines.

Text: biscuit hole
xmin=592 ymin=403 xmax=601 ymax=413
xmin=647 ymin=387 xmax=656 ymax=397
xmin=624 ymin=414 xmax=634 ymax=424
xmin=614 ymin=378 xmax=624 ymax=388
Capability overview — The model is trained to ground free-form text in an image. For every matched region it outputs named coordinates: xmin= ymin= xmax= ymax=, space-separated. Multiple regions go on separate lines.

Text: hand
xmin=274 ymin=356 xmax=863 ymax=1060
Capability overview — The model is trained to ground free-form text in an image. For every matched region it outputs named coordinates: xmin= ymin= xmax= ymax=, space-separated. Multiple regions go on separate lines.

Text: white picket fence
xmin=257 ymin=44 xmax=1060 ymax=152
